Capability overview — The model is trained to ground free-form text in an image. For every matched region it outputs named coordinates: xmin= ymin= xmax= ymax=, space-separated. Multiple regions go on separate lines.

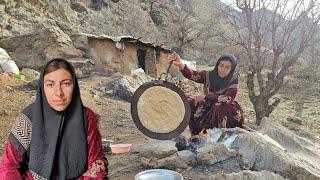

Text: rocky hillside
xmin=1 ymin=0 xmax=232 ymax=63
xmin=0 ymin=0 xmax=160 ymax=42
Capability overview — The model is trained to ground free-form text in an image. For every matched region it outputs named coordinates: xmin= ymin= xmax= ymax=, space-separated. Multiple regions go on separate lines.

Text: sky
xmin=219 ymin=0 xmax=318 ymax=18
xmin=220 ymin=0 xmax=313 ymax=11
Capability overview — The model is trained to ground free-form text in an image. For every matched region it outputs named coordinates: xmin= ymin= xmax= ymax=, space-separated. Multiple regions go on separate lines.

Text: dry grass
xmin=0 ymin=74 xmax=34 ymax=152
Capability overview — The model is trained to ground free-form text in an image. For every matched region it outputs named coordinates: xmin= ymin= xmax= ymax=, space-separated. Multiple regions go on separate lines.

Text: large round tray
xmin=131 ymin=80 xmax=190 ymax=140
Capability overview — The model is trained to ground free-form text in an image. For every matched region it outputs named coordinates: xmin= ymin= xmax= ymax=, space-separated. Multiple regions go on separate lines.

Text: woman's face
xmin=44 ymin=68 xmax=74 ymax=112
xmin=217 ymin=59 xmax=232 ymax=78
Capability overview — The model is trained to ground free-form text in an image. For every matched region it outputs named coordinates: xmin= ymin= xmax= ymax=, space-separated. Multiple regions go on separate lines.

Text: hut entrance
xmin=137 ymin=49 xmax=146 ymax=72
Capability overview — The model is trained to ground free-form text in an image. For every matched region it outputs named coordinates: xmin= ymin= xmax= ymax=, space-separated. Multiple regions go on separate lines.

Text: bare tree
xmin=162 ymin=1 xmax=202 ymax=50
xmin=162 ymin=0 xmax=222 ymax=61
xmin=221 ymin=0 xmax=320 ymax=125
xmin=303 ymin=36 xmax=320 ymax=81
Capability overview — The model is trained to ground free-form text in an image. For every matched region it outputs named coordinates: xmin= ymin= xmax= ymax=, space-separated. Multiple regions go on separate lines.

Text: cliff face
xmin=0 ymin=0 xmax=170 ymax=72
xmin=0 ymin=0 xmax=161 ymax=43
xmin=0 ymin=0 xmax=229 ymax=62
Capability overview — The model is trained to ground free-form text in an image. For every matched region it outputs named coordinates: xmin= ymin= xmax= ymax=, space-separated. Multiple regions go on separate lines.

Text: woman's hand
xmin=205 ymin=92 xmax=219 ymax=103
xmin=168 ymin=51 xmax=184 ymax=71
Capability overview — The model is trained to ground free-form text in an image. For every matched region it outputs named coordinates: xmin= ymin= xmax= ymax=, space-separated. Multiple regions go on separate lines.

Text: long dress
xmin=0 ymin=107 xmax=108 ymax=180
xmin=181 ymin=66 xmax=244 ymax=135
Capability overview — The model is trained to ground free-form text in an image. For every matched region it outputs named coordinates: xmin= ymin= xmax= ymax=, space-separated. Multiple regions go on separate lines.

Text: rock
xmin=150 ymin=10 xmax=164 ymax=25
xmin=0 ymin=4 xmax=5 ymax=13
xmin=226 ymin=128 xmax=320 ymax=179
xmin=201 ymin=126 xmax=320 ymax=179
xmin=131 ymin=68 xmax=146 ymax=77
xmin=287 ymin=116 xmax=303 ymax=125
xmin=1 ymin=109 xmax=8 ymax=116
xmin=196 ymin=142 xmax=237 ymax=165
xmin=70 ymin=2 xmax=88 ymax=13
xmin=208 ymin=170 xmax=286 ymax=180
xmin=104 ymin=89 xmax=113 ymax=96
xmin=21 ymin=68 xmax=40 ymax=80
xmin=113 ymin=76 xmax=135 ymax=101
xmin=138 ymin=140 xmax=177 ymax=159
xmin=0 ymin=1 xmax=161 ymax=43
xmin=0 ymin=27 xmax=83 ymax=70
xmin=176 ymin=135 xmax=187 ymax=151
xmin=99 ymin=87 xmax=105 ymax=92
xmin=136 ymin=124 xmax=319 ymax=179
xmin=25 ymin=79 xmax=38 ymax=90
xmin=259 ymin=117 xmax=269 ymax=130
xmin=91 ymin=0 xmax=103 ymax=11
xmin=5 ymin=85 xmax=13 ymax=92
xmin=70 ymin=34 xmax=90 ymax=52
xmin=116 ymin=121 xmax=123 ymax=127
xmin=113 ymin=68 xmax=153 ymax=101
xmin=93 ymin=94 xmax=99 ymax=99
xmin=67 ymin=58 xmax=94 ymax=78
xmin=141 ymin=150 xmax=196 ymax=169
xmin=259 ymin=118 xmax=316 ymax=152
xmin=101 ymin=0 xmax=109 ymax=7
xmin=176 ymin=150 xmax=197 ymax=166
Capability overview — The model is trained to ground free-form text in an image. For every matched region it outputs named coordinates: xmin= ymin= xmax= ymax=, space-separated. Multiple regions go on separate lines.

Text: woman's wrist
xmin=178 ymin=63 xmax=185 ymax=71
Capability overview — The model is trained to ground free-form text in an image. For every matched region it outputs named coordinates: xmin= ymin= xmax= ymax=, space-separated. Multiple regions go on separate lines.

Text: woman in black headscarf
xmin=169 ymin=52 xmax=244 ymax=135
xmin=0 ymin=58 xmax=108 ymax=179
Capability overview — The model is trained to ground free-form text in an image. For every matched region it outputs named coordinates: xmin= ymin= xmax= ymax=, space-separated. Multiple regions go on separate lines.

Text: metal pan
xmin=131 ymin=80 xmax=191 ymax=140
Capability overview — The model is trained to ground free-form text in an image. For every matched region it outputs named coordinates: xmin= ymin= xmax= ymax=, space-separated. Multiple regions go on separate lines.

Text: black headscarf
xmin=209 ymin=54 xmax=238 ymax=92
xmin=26 ymin=59 xmax=88 ymax=179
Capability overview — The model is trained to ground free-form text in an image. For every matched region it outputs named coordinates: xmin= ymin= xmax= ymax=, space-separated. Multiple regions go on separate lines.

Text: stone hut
xmin=71 ymin=33 xmax=178 ymax=78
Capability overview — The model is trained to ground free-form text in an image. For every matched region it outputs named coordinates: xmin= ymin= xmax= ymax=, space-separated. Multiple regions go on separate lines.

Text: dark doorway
xmin=137 ymin=49 xmax=146 ymax=72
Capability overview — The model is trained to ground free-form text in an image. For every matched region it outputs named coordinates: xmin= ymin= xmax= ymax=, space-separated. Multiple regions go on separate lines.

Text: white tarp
xmin=0 ymin=47 xmax=20 ymax=74
xmin=181 ymin=59 xmax=196 ymax=69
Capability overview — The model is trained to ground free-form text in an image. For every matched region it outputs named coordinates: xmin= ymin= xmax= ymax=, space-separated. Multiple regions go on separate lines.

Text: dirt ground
xmin=0 ymin=72 xmax=319 ymax=179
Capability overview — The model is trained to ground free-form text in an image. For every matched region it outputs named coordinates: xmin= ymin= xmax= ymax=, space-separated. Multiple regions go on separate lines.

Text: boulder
xmin=20 ymin=68 xmax=40 ymax=80
xmin=67 ymin=58 xmax=94 ymax=78
xmin=0 ymin=27 xmax=84 ymax=70
xmin=136 ymin=140 xmax=177 ymax=159
xmin=113 ymin=68 xmax=153 ymax=101
xmin=176 ymin=150 xmax=197 ymax=167
xmin=70 ymin=2 xmax=88 ymax=13
xmin=207 ymin=170 xmax=286 ymax=180
xmin=91 ymin=0 xmax=103 ymax=11
xmin=25 ymin=79 xmax=38 ymax=90
xmin=258 ymin=118 xmax=319 ymax=154
xmin=213 ymin=127 xmax=320 ymax=180
xmin=196 ymin=142 xmax=237 ymax=165
xmin=141 ymin=150 xmax=196 ymax=169
xmin=286 ymin=116 xmax=303 ymax=125
xmin=135 ymin=124 xmax=320 ymax=179
xmin=136 ymin=140 xmax=196 ymax=169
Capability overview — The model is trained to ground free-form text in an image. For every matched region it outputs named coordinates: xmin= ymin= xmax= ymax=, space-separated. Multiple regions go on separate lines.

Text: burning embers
xmin=175 ymin=128 xmax=239 ymax=152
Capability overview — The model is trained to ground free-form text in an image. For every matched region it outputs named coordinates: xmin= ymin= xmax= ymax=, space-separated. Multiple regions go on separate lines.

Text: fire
xmin=199 ymin=128 xmax=214 ymax=143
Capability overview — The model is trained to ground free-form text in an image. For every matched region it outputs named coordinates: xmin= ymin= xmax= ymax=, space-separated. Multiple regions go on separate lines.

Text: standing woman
xmin=0 ymin=58 xmax=108 ymax=179
xmin=169 ymin=52 xmax=244 ymax=135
